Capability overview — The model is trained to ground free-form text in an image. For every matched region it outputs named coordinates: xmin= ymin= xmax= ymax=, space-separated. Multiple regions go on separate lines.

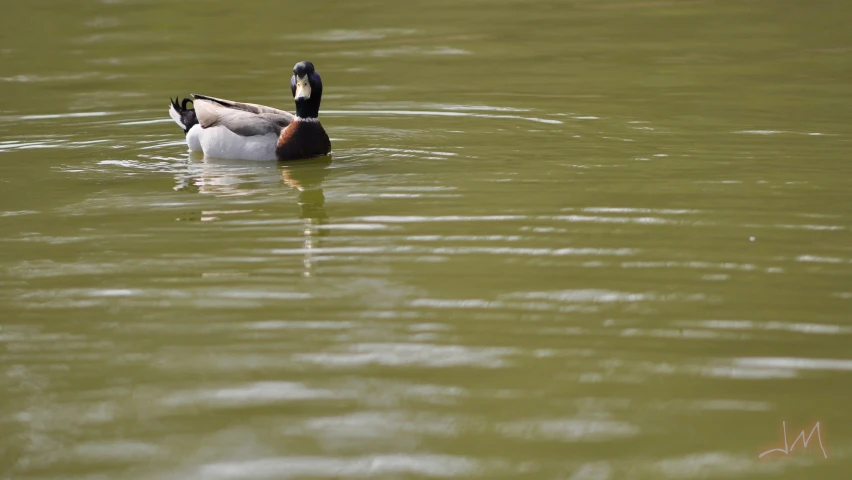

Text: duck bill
xmin=295 ymin=75 xmax=312 ymax=101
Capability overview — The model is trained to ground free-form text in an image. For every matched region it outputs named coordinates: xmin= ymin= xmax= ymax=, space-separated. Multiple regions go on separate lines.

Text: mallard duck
xmin=168 ymin=61 xmax=331 ymax=161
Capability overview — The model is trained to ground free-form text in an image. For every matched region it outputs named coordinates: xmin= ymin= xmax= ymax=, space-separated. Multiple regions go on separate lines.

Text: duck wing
xmin=191 ymin=94 xmax=295 ymax=137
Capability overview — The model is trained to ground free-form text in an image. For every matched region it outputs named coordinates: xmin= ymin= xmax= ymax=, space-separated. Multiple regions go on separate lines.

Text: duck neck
xmin=294 ymin=97 xmax=321 ymax=120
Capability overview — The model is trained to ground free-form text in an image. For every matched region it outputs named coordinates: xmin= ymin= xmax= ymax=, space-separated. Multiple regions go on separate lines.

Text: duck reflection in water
xmin=174 ymin=153 xmax=332 ymax=277
xmin=280 ymin=157 xmax=332 ymax=277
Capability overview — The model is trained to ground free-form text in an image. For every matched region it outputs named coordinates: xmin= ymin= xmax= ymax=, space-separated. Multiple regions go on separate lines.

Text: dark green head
xmin=289 ymin=61 xmax=323 ymax=119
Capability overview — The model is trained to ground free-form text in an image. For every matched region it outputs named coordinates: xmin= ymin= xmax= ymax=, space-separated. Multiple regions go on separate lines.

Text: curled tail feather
xmin=168 ymin=97 xmax=199 ymax=134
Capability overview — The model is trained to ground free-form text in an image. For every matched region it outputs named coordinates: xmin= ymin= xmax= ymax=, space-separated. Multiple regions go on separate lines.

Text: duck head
xmin=290 ymin=61 xmax=323 ymax=119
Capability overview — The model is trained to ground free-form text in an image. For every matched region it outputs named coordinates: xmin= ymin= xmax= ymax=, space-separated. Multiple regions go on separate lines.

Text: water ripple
xmin=498 ymin=418 xmax=639 ymax=442
xmin=196 ymin=454 xmax=480 ymax=480
xmin=733 ymin=357 xmax=852 ymax=372
xmin=163 ymin=382 xmax=346 ymax=408
xmin=294 ymin=343 xmax=515 ymax=368
xmin=324 ymin=109 xmax=563 ymax=125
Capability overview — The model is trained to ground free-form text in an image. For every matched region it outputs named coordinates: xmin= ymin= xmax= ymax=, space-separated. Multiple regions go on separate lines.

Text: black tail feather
xmin=169 ymin=96 xmax=199 ymax=134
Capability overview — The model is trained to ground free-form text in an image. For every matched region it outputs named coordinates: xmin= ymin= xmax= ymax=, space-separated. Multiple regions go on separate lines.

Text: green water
xmin=2 ymin=0 xmax=851 ymax=478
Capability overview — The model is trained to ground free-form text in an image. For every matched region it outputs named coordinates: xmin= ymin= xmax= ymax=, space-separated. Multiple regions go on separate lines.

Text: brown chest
xmin=276 ymin=120 xmax=331 ymax=161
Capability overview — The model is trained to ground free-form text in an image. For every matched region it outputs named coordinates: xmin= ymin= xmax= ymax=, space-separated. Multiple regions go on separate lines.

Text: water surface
xmin=2 ymin=0 xmax=851 ymax=478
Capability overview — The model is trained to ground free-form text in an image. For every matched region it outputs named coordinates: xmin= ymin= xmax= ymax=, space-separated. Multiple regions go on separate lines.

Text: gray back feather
xmin=192 ymin=94 xmax=295 ymax=137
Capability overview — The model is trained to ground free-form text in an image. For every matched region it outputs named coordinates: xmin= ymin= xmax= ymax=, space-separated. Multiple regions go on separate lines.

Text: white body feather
xmin=185 ymin=124 xmax=202 ymax=152
xmin=197 ymin=126 xmax=279 ymax=161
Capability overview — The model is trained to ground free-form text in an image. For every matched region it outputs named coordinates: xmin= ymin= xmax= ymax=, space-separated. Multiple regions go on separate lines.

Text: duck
xmin=168 ymin=61 xmax=331 ymax=161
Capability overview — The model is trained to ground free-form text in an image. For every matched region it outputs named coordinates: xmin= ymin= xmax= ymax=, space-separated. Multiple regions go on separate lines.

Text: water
xmin=2 ymin=0 xmax=851 ymax=478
